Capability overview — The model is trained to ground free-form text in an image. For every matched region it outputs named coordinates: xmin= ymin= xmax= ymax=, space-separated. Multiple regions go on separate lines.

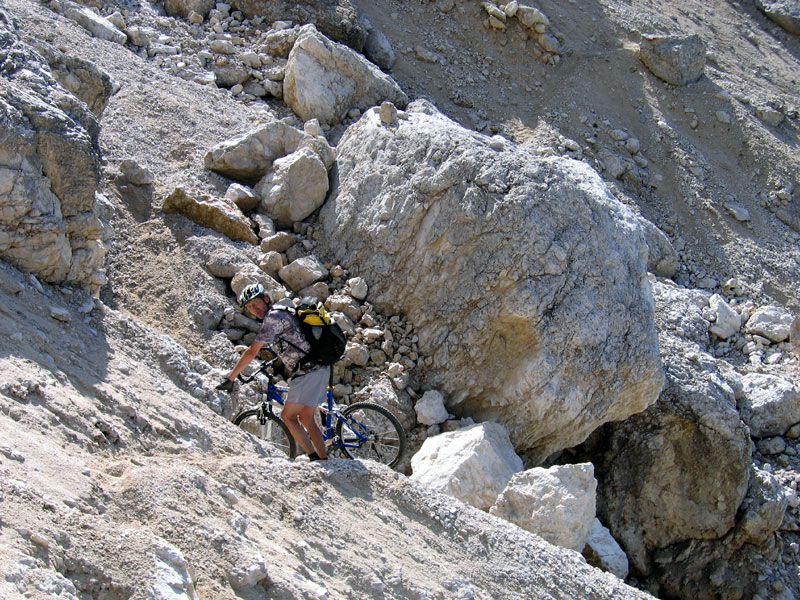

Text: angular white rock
xmin=410 ymin=422 xmax=523 ymax=510
xmin=583 ymin=518 xmax=629 ymax=579
xmin=745 ymin=305 xmax=794 ymax=342
xmin=708 ymin=293 xmax=741 ymax=340
xmin=489 ymin=463 xmax=596 ymax=552
xmin=739 ymin=373 xmax=800 ymax=438
xmin=415 ymin=390 xmax=449 ymax=426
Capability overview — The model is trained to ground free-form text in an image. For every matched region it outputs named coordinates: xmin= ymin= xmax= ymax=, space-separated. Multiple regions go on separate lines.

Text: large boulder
xmin=755 ymin=0 xmax=800 ymax=35
xmin=283 ymin=25 xmax=408 ymax=127
xmin=410 ymin=422 xmax=523 ymax=510
xmin=0 ymin=10 xmax=106 ymax=291
xmin=489 ymin=463 xmax=597 ymax=552
xmin=229 ymin=0 xmax=368 ymax=51
xmin=580 ymin=281 xmax=751 ymax=576
xmin=638 ymin=34 xmax=706 ymax=86
xmin=317 ymin=100 xmax=664 ymax=462
xmin=738 ymin=372 xmax=800 ymax=438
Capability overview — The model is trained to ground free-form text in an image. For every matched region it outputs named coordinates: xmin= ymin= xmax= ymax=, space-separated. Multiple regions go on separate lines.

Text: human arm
xmin=216 ymin=340 xmax=264 ymax=390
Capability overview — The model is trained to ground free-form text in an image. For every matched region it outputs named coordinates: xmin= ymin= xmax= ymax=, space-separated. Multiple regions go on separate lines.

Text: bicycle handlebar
xmin=237 ymin=357 xmax=277 ymax=384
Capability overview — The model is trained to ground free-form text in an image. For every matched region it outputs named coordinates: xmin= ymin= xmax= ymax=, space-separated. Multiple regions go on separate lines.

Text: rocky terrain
xmin=1 ymin=0 xmax=800 ymax=598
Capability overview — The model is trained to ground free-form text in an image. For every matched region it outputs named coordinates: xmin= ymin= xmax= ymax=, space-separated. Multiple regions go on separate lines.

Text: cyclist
xmin=216 ymin=283 xmax=328 ymax=462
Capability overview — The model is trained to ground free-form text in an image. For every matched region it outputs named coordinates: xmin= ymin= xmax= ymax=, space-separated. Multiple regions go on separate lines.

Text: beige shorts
xmin=286 ymin=366 xmax=330 ymax=407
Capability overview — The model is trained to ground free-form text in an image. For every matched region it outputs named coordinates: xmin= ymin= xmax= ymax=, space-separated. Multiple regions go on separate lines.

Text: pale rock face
xmin=410 ymin=422 xmax=523 ymax=510
xmin=489 ymin=463 xmax=597 ymax=552
xmin=415 ymin=390 xmax=449 ymax=426
xmin=745 ymin=305 xmax=794 ymax=342
xmin=162 ymin=187 xmax=258 ymax=245
xmin=736 ymin=466 xmax=788 ymax=545
xmin=638 ymin=34 xmax=706 ymax=86
xmin=255 ymin=147 xmax=330 ymax=226
xmin=584 ymin=281 xmax=751 ymax=575
xmin=739 ymin=373 xmax=800 ymax=438
xmin=317 ymin=100 xmax=664 ymax=462
xmin=0 ymin=10 xmax=106 ymax=292
xmin=583 ymin=519 xmax=629 ymax=579
xmin=283 ymin=25 xmax=408 ymax=126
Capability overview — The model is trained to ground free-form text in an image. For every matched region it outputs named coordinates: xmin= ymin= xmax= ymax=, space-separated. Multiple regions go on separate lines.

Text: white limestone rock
xmin=708 ymin=293 xmax=741 ymax=340
xmin=64 ymin=6 xmax=127 ymax=45
xmin=490 ymin=463 xmax=596 ymax=552
xmin=739 ymin=373 xmax=800 ymax=438
xmin=162 ymin=187 xmax=258 ymax=245
xmin=317 ymin=100 xmax=663 ymax=463
xmin=346 ymin=276 xmax=368 ymax=301
xmin=255 ymin=147 xmax=329 ymax=226
xmin=283 ymin=25 xmax=408 ymax=126
xmin=415 ymin=390 xmax=449 ymax=426
xmin=277 ymin=255 xmax=328 ymax=292
xmin=204 ymin=121 xmax=335 ymax=183
xmin=745 ymin=305 xmax=794 ymax=342
xmin=410 ymin=422 xmax=523 ymax=510
xmin=583 ymin=519 xmax=629 ymax=579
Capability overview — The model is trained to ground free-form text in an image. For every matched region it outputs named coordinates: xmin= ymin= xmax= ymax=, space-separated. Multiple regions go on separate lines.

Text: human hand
xmin=215 ymin=379 xmax=235 ymax=392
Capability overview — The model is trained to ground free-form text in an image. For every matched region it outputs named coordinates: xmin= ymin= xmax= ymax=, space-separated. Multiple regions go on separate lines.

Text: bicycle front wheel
xmin=234 ymin=409 xmax=297 ymax=459
xmin=335 ymin=402 xmax=406 ymax=469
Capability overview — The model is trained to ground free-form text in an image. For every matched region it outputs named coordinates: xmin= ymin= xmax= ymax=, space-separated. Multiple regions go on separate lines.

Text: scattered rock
xmin=277 ymin=255 xmax=328 ymax=292
xmin=745 ymin=305 xmax=794 ymax=342
xmin=739 ymin=373 xmax=800 ymax=438
xmin=163 ymin=187 xmax=259 ymax=245
xmin=638 ymin=34 xmax=706 ymax=86
xmin=415 ymin=390 xmax=449 ymax=426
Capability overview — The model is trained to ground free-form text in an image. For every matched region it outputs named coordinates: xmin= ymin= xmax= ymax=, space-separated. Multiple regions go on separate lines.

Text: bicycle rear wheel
xmin=335 ymin=402 xmax=406 ymax=469
xmin=234 ymin=409 xmax=297 ymax=458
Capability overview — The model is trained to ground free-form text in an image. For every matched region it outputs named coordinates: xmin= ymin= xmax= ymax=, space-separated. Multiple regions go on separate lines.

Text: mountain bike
xmin=231 ymin=358 xmax=406 ymax=469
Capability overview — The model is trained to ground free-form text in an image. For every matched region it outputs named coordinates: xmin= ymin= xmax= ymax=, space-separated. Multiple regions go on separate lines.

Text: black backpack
xmin=279 ymin=301 xmax=347 ymax=366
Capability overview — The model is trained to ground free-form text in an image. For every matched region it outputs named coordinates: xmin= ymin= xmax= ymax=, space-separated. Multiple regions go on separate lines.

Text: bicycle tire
xmin=335 ymin=402 xmax=406 ymax=469
xmin=234 ymin=409 xmax=297 ymax=458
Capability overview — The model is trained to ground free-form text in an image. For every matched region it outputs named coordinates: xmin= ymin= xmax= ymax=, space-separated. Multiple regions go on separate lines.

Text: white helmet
xmin=238 ymin=283 xmax=266 ymax=306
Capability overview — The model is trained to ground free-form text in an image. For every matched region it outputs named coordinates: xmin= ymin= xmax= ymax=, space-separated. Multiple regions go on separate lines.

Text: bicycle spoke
xmin=335 ymin=403 xmax=406 ymax=469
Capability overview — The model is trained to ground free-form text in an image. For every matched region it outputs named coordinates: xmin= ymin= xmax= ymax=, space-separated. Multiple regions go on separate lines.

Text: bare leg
xmin=282 ymin=402 xmax=314 ymax=455
xmin=299 ymin=406 xmax=327 ymax=459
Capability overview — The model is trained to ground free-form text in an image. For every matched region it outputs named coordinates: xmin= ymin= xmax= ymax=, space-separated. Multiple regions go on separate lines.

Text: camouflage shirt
xmin=254 ymin=309 xmax=310 ymax=372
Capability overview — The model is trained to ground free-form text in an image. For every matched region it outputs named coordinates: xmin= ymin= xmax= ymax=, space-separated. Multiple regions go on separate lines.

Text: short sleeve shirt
xmin=254 ymin=309 xmax=310 ymax=372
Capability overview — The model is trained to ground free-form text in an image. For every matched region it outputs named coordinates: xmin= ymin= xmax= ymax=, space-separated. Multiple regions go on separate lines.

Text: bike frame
xmin=240 ymin=360 xmax=371 ymax=451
